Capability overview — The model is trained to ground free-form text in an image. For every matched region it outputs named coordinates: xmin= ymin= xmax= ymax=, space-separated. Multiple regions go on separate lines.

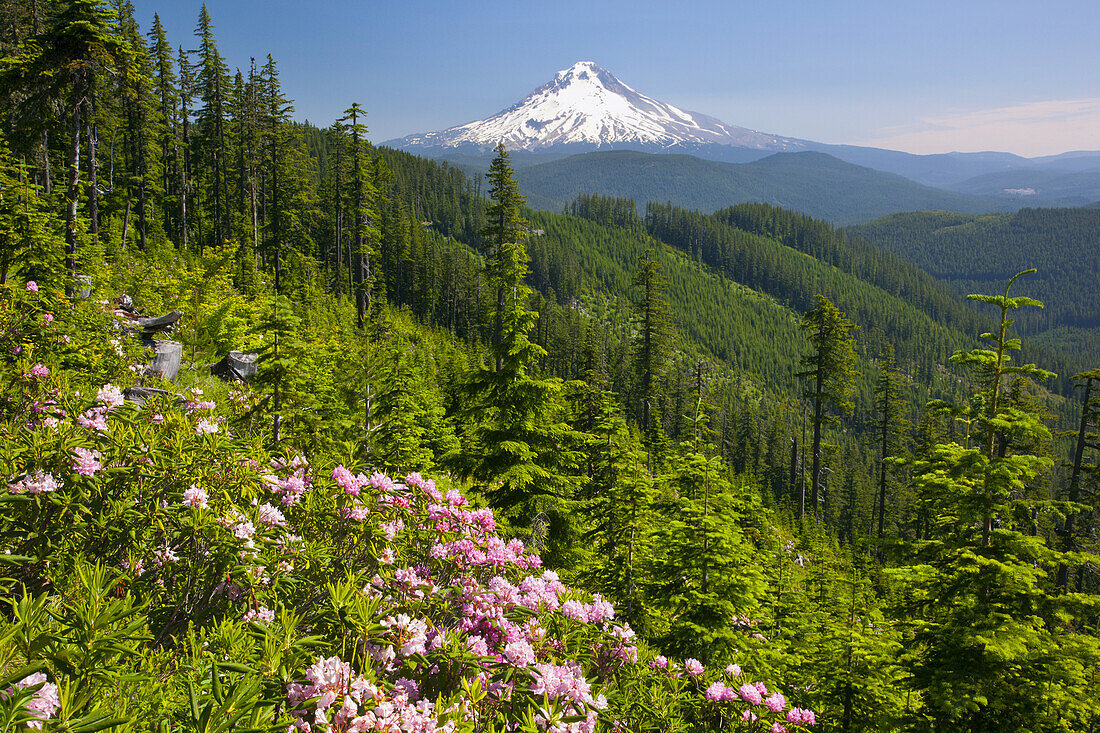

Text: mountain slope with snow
xmin=392 ymin=61 xmax=806 ymax=152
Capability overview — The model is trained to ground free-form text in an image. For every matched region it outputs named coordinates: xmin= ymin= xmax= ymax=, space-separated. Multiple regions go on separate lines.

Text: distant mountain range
xmin=512 ymin=150 xmax=1012 ymax=223
xmin=385 ymin=62 xmax=1100 ymax=217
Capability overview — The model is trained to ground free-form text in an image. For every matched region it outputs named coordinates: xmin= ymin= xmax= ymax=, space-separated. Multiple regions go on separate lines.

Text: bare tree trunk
xmin=121 ymin=199 xmax=131 ymax=250
xmin=86 ymin=97 xmax=99 ymax=245
xmin=42 ymin=130 xmax=51 ymax=195
xmin=64 ymin=99 xmax=82 ymax=298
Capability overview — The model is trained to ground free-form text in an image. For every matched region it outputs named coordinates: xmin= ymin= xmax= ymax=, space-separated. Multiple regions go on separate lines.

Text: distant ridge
xmin=512 ymin=150 xmax=1013 ymax=224
xmin=386 ymin=61 xmax=1100 ymax=189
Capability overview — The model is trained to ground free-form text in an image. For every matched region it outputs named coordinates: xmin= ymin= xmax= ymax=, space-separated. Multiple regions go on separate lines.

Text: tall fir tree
xmin=797 ymin=294 xmax=859 ymax=519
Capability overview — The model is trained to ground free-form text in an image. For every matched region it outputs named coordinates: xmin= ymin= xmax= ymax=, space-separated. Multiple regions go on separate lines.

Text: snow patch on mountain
xmin=395 ymin=62 xmax=807 ymax=153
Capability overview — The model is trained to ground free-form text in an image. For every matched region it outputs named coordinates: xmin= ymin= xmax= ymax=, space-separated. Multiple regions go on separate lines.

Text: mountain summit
xmin=393 ymin=61 xmax=806 ymax=153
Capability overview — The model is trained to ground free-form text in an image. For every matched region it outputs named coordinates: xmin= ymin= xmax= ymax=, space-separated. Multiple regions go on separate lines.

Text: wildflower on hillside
xmin=7 ymin=471 xmax=58 ymax=495
xmin=96 ymin=384 xmax=125 ymax=408
xmin=70 ymin=447 xmax=102 ymax=477
xmin=739 ymin=683 xmax=762 ymax=705
xmin=182 ymin=485 xmax=209 ymax=509
xmin=1 ymin=672 xmax=60 ymax=729
xmin=257 ymin=502 xmax=287 ymax=528
xmin=244 ymin=605 xmax=276 ymax=624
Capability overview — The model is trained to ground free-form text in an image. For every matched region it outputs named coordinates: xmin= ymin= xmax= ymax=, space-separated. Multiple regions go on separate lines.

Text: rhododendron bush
xmin=0 ymin=285 xmax=820 ymax=731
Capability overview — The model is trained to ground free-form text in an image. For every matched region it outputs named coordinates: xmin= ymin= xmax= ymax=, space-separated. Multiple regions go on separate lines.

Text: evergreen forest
xmin=0 ymin=3 xmax=1098 ymax=732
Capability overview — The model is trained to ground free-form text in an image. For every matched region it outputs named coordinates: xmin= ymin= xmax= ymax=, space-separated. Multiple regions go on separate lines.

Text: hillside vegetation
xmin=1 ymin=3 xmax=1099 ymax=732
xmin=513 ymin=150 xmax=1012 ymax=222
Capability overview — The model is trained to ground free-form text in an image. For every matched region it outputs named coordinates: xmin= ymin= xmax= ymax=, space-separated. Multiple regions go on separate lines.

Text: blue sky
xmin=132 ymin=0 xmax=1100 ymax=156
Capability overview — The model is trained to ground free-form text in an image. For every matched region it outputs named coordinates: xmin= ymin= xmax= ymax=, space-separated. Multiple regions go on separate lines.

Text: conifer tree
xmin=1058 ymin=368 xmax=1100 ymax=589
xmin=340 ymin=102 xmax=378 ymax=327
xmin=872 ymin=343 xmax=909 ymax=541
xmin=481 ymin=141 xmax=527 ymax=370
xmin=446 ymin=145 xmax=587 ymax=547
xmin=5 ymin=0 xmax=124 ymax=292
xmin=115 ymin=0 xmax=157 ymax=250
xmin=193 ymin=4 xmax=230 ymax=249
xmin=892 ymin=271 xmax=1100 ymax=730
xmin=260 ymin=54 xmax=291 ymax=292
xmin=148 ymin=13 xmax=179 ymax=239
xmin=632 ymin=248 xmax=672 ymax=451
xmin=797 ymin=295 xmax=859 ymax=519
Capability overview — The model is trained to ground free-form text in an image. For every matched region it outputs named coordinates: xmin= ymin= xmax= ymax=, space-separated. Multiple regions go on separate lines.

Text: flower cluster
xmin=182 ymin=485 xmax=209 ymax=509
xmin=286 ymin=656 xmax=453 ymax=733
xmin=70 ymin=447 xmax=103 ymax=477
xmin=7 ymin=470 xmax=58 ymax=495
xmin=1 ymin=672 xmax=60 ymax=729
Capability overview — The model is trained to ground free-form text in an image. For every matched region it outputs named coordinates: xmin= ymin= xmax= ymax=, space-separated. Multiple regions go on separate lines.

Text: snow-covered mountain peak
xmin=393 ymin=62 xmax=806 ymax=153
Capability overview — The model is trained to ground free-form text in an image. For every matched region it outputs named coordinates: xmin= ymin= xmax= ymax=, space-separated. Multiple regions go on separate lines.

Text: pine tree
xmin=5 ymin=0 xmax=125 ymax=293
xmin=1057 ymin=368 xmax=1100 ymax=589
xmin=339 ymin=102 xmax=378 ymax=327
xmin=872 ymin=343 xmax=909 ymax=542
xmin=796 ymin=294 xmax=859 ymax=519
xmin=892 ymin=271 xmax=1100 ymax=730
xmin=480 ymin=141 xmax=527 ymax=371
xmin=260 ymin=55 xmax=291 ymax=293
xmin=445 ymin=145 xmax=587 ymax=548
xmin=632 ymin=248 xmax=673 ymax=452
xmin=192 ymin=4 xmax=230 ymax=249
xmin=148 ymin=13 xmax=179 ymax=240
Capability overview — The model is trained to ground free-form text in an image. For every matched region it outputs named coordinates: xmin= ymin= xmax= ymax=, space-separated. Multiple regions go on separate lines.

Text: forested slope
xmin=1 ymin=3 xmax=1099 ymax=732
xmin=850 ymin=208 xmax=1100 ymax=372
xmin=512 ymin=149 xmax=1011 ymax=222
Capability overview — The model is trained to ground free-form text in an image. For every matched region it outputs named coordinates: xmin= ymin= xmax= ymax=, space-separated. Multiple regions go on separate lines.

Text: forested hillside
xmin=512 ymin=150 xmax=1012 ymax=222
xmin=849 ymin=208 xmax=1100 ymax=370
xmin=1 ymin=3 xmax=1099 ymax=732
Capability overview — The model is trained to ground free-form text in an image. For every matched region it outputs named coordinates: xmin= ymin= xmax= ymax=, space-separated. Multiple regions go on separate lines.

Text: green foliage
xmin=513 ymin=150 xmax=997 ymax=222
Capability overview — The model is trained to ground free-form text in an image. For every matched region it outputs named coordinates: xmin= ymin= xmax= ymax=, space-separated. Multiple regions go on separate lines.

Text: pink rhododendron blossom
xmin=70 ymin=447 xmax=102 ymax=476
xmin=2 ymin=672 xmax=60 ymax=729
xmin=771 ymin=723 xmax=787 ymax=733
xmin=765 ymin=691 xmax=786 ymax=713
xmin=742 ymin=710 xmax=758 ymax=722
xmin=7 ymin=470 xmax=58 ymax=495
xmin=41 ymin=312 xmax=53 ymax=324
xmin=195 ymin=418 xmax=219 ymax=434
xmin=25 ymin=281 xmax=38 ymax=292
xmin=233 ymin=521 xmax=256 ymax=540
xmin=332 ymin=464 xmax=362 ymax=495
xmin=257 ymin=502 xmax=287 ymax=528
xmin=685 ymin=658 xmax=704 ymax=677
xmin=650 ymin=655 xmax=668 ymax=669
xmin=244 ymin=605 xmax=276 ymax=624
xmin=705 ymin=682 xmax=727 ymax=701
xmin=182 ymin=485 xmax=209 ymax=508
xmin=78 ymin=406 xmax=109 ymax=432
xmin=739 ymin=683 xmax=762 ymax=705
xmin=29 ymin=363 xmax=48 ymax=378
xmin=504 ymin=639 xmax=536 ymax=666
xmin=726 ymin=664 xmax=742 ymax=677
xmin=96 ymin=384 xmax=124 ymax=408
